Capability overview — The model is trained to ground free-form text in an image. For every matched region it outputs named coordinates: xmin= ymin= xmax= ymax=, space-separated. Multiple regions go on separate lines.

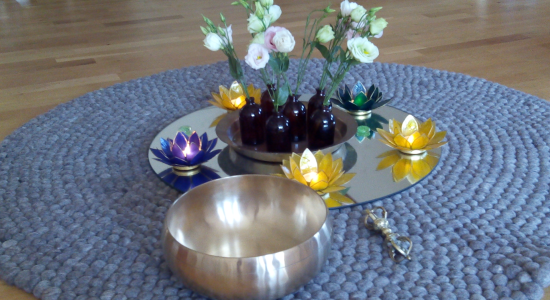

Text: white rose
xmin=316 ymin=25 xmax=335 ymax=43
xmin=245 ymin=44 xmax=270 ymax=70
xmin=264 ymin=5 xmax=281 ymax=25
xmin=340 ymin=0 xmax=358 ymax=17
xmin=369 ymin=18 xmax=388 ymax=35
xmin=203 ymin=33 xmax=223 ymax=51
xmin=247 ymin=14 xmax=265 ymax=34
xmin=272 ymin=29 xmax=295 ymax=53
xmin=347 ymin=37 xmax=379 ymax=63
xmin=350 ymin=5 xmax=367 ymax=23
xmin=251 ymin=32 xmax=265 ymax=45
xmin=259 ymin=0 xmax=273 ymax=8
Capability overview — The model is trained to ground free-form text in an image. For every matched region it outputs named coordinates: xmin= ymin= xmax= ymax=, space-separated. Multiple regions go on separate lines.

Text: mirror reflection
xmin=353 ymin=112 xmax=388 ymax=142
xmin=376 ymin=150 xmax=440 ymax=184
xmin=159 ymin=166 xmax=222 ymax=193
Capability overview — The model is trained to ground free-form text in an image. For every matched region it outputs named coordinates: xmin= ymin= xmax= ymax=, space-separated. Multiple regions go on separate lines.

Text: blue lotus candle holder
xmin=332 ymin=82 xmax=392 ymax=116
xmin=150 ymin=131 xmax=221 ymax=176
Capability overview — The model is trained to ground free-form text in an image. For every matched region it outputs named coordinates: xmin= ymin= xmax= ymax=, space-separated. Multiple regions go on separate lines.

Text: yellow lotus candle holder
xmin=279 ymin=149 xmax=356 ymax=208
xmin=209 ymin=81 xmax=261 ymax=111
xmin=208 ymin=81 xmax=262 ymax=127
xmin=376 ymin=150 xmax=440 ymax=184
xmin=376 ymin=115 xmax=447 ymax=155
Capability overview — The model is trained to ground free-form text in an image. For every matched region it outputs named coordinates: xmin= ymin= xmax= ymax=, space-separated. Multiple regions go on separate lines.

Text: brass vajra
xmin=364 ymin=206 xmax=413 ymax=262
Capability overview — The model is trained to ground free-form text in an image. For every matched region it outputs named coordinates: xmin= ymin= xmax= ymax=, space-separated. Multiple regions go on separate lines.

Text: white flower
xmin=272 ymin=29 xmax=295 ymax=53
xmin=316 ymin=25 xmax=335 ymax=43
xmin=247 ymin=14 xmax=265 ymax=34
xmin=369 ymin=18 xmax=388 ymax=35
xmin=251 ymin=32 xmax=265 ymax=45
xmin=245 ymin=43 xmax=270 ymax=70
xmin=222 ymin=25 xmax=233 ymax=44
xmin=255 ymin=5 xmax=265 ymax=18
xmin=203 ymin=33 xmax=223 ymax=51
xmin=259 ymin=0 xmax=273 ymax=8
xmin=350 ymin=5 xmax=367 ymax=23
xmin=264 ymin=5 xmax=282 ymax=25
xmin=347 ymin=37 xmax=379 ymax=63
xmin=340 ymin=0 xmax=358 ymax=17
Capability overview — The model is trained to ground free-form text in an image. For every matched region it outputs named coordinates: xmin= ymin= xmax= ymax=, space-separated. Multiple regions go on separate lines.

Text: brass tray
xmin=215 ymin=101 xmax=358 ymax=162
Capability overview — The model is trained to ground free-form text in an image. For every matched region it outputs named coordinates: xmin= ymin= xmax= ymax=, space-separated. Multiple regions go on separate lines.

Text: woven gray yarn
xmin=1 ymin=59 xmax=549 ymax=300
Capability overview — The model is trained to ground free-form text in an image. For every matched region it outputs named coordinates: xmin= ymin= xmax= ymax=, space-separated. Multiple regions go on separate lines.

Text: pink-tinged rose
xmin=264 ymin=26 xmax=285 ymax=51
xmin=374 ymin=31 xmax=383 ymax=38
xmin=245 ymin=43 xmax=270 ymax=70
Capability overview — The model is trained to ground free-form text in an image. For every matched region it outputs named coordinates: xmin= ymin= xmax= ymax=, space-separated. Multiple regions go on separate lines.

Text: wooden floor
xmin=1 ymin=0 xmax=549 ymax=298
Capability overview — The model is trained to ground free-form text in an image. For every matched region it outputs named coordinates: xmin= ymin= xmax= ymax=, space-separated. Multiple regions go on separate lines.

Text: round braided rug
xmin=1 ymin=59 xmax=549 ymax=300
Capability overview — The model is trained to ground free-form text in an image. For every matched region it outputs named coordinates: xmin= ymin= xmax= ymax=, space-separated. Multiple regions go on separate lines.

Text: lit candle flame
xmin=183 ymin=142 xmax=191 ymax=158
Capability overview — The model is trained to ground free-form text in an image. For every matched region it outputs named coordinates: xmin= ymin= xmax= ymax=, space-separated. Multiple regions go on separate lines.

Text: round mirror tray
xmin=148 ymin=95 xmax=442 ymax=209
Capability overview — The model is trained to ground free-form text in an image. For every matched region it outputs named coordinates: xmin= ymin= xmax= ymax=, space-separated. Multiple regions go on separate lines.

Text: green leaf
xmin=268 ymin=55 xmax=282 ymax=74
xmin=315 ymin=43 xmax=330 ymax=60
xmin=281 ymin=55 xmax=290 ymax=72
xmin=339 ymin=48 xmax=347 ymax=62
xmin=275 ymin=83 xmax=290 ymax=106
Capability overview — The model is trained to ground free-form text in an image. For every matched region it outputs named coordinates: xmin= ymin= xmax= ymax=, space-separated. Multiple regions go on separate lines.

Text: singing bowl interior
xmin=165 ymin=175 xmax=328 ymax=258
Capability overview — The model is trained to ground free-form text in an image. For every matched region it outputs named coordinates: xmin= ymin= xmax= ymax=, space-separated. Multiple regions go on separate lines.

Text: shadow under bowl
xmin=162 ymin=175 xmax=333 ymax=300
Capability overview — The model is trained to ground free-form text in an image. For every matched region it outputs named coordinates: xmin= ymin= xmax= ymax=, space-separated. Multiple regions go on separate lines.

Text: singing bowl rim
xmin=163 ymin=175 xmax=330 ymax=261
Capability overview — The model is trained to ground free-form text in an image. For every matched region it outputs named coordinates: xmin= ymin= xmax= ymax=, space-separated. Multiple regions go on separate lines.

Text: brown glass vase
xmin=260 ymin=84 xmax=277 ymax=124
xmin=282 ymin=94 xmax=307 ymax=142
xmin=308 ymin=104 xmax=335 ymax=150
xmin=307 ymin=88 xmax=326 ymax=123
xmin=265 ymin=111 xmax=291 ymax=152
xmin=239 ymin=97 xmax=264 ymax=145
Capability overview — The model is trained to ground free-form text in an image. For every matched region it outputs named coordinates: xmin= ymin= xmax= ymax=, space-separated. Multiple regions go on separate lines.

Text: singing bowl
xmin=162 ymin=175 xmax=333 ymax=300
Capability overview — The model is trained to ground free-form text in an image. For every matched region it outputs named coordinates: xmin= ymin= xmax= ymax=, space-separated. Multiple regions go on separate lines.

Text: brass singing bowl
xmin=162 ymin=175 xmax=333 ymax=300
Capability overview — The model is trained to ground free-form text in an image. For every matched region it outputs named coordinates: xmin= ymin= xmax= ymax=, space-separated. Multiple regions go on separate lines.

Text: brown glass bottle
xmin=282 ymin=94 xmax=307 ymax=142
xmin=239 ymin=97 xmax=265 ymax=145
xmin=265 ymin=111 xmax=291 ymax=152
xmin=260 ymin=84 xmax=276 ymax=124
xmin=307 ymin=88 xmax=326 ymax=123
xmin=308 ymin=104 xmax=335 ymax=150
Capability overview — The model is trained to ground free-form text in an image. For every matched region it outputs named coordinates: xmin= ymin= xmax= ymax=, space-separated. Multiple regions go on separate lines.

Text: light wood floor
xmin=1 ymin=0 xmax=549 ymax=299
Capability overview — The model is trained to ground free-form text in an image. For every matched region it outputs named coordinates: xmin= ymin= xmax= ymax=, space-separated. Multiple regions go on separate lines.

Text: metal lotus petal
xmin=174 ymin=132 xmax=189 ymax=149
xmin=189 ymin=150 xmax=205 ymax=165
xmin=203 ymin=149 xmax=222 ymax=162
xmin=331 ymin=98 xmax=345 ymax=109
xmin=342 ymin=85 xmax=353 ymax=102
xmin=172 ymin=143 xmax=186 ymax=160
xmin=160 ymin=138 xmax=173 ymax=158
xmin=401 ymin=115 xmax=419 ymax=136
xmin=370 ymin=98 xmax=392 ymax=110
xmin=151 ymin=148 xmax=172 ymax=165
xmin=352 ymin=82 xmax=367 ymax=98
xmin=189 ymin=132 xmax=201 ymax=148
xmin=343 ymin=101 xmax=360 ymax=112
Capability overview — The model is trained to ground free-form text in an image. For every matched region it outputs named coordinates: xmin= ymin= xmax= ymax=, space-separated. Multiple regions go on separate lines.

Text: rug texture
xmin=1 ymin=59 xmax=549 ymax=300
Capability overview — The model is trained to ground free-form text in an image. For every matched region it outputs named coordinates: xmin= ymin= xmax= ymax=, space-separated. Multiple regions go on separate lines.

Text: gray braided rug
xmin=1 ymin=59 xmax=549 ymax=300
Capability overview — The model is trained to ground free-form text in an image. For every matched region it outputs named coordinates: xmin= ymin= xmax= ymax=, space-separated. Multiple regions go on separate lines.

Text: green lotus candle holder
xmin=332 ymin=82 xmax=392 ymax=116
